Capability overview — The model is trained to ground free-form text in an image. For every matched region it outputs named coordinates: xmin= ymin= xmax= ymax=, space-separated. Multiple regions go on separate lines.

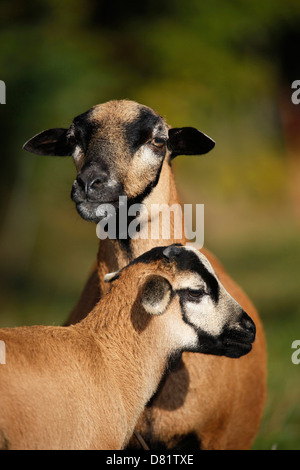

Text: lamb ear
xmin=168 ymin=127 xmax=215 ymax=158
xmin=23 ymin=128 xmax=74 ymax=156
xmin=141 ymin=275 xmax=172 ymax=316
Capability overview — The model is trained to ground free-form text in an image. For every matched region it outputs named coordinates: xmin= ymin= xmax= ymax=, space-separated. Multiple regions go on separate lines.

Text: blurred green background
xmin=0 ymin=0 xmax=300 ymax=450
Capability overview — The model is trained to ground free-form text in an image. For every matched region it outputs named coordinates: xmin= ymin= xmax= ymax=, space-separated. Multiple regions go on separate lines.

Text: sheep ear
xmin=141 ymin=275 xmax=172 ymax=316
xmin=104 ymin=271 xmax=120 ymax=283
xmin=168 ymin=127 xmax=215 ymax=159
xmin=23 ymin=128 xmax=74 ymax=156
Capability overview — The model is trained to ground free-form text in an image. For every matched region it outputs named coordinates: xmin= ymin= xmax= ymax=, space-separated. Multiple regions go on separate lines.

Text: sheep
xmin=0 ymin=245 xmax=256 ymax=450
xmin=23 ymin=99 xmax=267 ymax=450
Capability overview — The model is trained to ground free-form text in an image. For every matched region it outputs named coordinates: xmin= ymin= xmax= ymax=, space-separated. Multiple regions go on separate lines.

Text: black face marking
xmin=194 ymin=324 xmax=254 ymax=359
xmin=71 ymin=110 xmax=97 ymax=154
xmin=165 ymin=247 xmax=220 ymax=303
xmin=125 ymin=107 xmax=164 ymax=153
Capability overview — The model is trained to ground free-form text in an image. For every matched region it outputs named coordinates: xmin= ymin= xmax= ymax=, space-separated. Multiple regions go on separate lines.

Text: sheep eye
xmin=150 ymin=138 xmax=166 ymax=149
xmin=188 ymin=289 xmax=206 ymax=299
xmin=68 ymin=135 xmax=77 ymax=146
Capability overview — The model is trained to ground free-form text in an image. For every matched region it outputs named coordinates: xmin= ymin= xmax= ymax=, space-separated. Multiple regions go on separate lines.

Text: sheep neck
xmin=97 ymin=160 xmax=186 ymax=289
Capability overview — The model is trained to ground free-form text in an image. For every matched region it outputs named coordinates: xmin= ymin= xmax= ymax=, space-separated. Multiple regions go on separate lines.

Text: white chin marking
xmin=77 ymin=203 xmax=97 ymax=221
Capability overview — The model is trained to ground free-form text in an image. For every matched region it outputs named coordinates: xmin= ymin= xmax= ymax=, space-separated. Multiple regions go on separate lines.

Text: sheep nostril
xmin=76 ymin=175 xmax=106 ymax=194
xmin=241 ymin=313 xmax=256 ymax=339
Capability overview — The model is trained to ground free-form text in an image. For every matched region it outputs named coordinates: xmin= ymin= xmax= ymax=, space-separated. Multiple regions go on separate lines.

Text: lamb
xmin=23 ymin=99 xmax=266 ymax=450
xmin=0 ymin=245 xmax=256 ymax=450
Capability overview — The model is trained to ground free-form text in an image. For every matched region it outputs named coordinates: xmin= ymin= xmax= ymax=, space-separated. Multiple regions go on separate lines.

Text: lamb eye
xmin=150 ymin=138 xmax=166 ymax=149
xmin=188 ymin=289 xmax=205 ymax=299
